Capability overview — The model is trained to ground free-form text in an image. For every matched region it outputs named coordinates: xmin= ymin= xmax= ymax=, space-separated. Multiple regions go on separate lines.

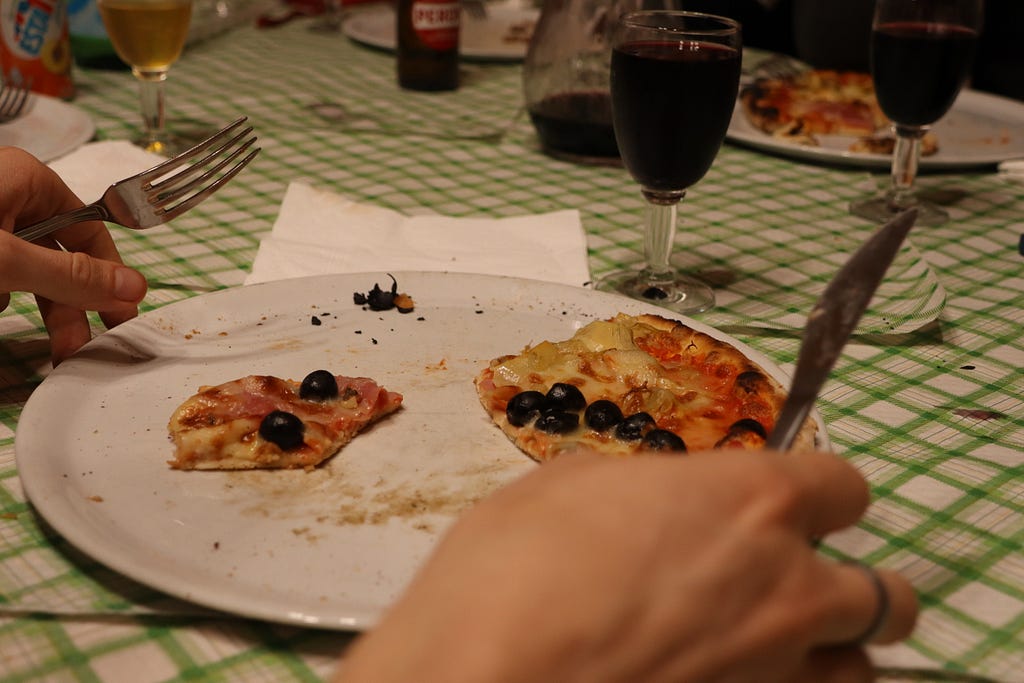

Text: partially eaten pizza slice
xmin=741 ymin=69 xmax=888 ymax=138
xmin=168 ymin=370 xmax=403 ymax=470
xmin=475 ymin=313 xmax=817 ymax=462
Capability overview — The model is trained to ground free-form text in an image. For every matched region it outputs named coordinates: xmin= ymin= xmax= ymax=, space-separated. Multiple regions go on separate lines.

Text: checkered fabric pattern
xmin=1 ymin=15 xmax=1021 ymax=682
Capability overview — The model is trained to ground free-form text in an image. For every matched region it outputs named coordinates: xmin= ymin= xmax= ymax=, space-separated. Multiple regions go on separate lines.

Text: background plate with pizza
xmin=729 ymin=51 xmax=1024 ymax=169
xmin=16 ymin=272 xmax=828 ymax=630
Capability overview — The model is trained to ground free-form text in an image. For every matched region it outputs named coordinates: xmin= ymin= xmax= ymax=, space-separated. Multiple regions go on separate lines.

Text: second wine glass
xmin=597 ymin=10 xmax=741 ymax=315
xmin=98 ymin=0 xmax=194 ymax=156
xmin=850 ymin=0 xmax=981 ymax=225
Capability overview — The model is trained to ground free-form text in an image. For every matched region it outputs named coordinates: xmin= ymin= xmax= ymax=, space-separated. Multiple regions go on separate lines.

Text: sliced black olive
xmin=714 ymin=418 xmax=769 ymax=448
xmin=729 ymin=418 xmax=767 ymax=439
xmin=259 ymin=410 xmax=305 ymax=450
xmin=643 ymin=429 xmax=687 ymax=452
xmin=615 ymin=412 xmax=656 ymax=441
xmin=300 ymin=370 xmax=339 ymax=401
xmin=535 ymin=411 xmax=580 ymax=434
xmin=584 ymin=400 xmax=624 ymax=432
xmin=506 ymin=390 xmax=546 ymax=427
xmin=545 ymin=383 xmax=586 ymax=412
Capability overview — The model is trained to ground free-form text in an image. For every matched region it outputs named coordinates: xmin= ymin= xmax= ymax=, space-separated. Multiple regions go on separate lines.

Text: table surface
xmin=1 ymin=12 xmax=1022 ymax=683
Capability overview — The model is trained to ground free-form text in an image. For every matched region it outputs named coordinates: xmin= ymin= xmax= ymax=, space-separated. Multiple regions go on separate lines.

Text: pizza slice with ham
xmin=168 ymin=370 xmax=403 ymax=470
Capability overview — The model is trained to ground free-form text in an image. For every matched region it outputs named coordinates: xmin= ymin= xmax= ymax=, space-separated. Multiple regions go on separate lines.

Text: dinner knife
xmin=766 ymin=208 xmax=918 ymax=451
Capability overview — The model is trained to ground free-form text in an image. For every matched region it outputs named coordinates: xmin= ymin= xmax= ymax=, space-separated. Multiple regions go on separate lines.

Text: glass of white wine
xmin=97 ymin=0 xmax=194 ymax=155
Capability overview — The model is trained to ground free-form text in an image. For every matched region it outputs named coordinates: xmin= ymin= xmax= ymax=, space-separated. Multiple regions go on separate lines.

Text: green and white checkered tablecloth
xmin=1 ymin=14 xmax=1021 ymax=682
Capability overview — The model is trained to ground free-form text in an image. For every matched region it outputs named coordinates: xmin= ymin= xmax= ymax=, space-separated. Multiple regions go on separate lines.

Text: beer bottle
xmin=396 ymin=0 xmax=460 ymax=91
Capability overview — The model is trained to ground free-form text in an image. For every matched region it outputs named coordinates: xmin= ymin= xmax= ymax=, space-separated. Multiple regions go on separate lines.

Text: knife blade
xmin=766 ymin=208 xmax=918 ymax=451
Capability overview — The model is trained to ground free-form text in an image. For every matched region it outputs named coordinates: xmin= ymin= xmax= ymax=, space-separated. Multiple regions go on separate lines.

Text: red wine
xmin=611 ymin=40 xmax=740 ymax=193
xmin=527 ymin=91 xmax=619 ymax=159
xmin=871 ymin=22 xmax=978 ymax=127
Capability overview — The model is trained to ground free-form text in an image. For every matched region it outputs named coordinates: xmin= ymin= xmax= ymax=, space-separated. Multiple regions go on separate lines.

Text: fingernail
xmin=114 ymin=267 xmax=146 ymax=302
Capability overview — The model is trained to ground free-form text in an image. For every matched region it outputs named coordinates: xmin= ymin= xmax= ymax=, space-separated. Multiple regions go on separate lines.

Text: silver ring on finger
xmin=847 ymin=561 xmax=891 ymax=644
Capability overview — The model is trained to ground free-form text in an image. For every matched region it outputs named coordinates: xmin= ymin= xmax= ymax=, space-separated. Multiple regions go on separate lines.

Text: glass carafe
xmin=523 ymin=0 xmax=637 ymax=164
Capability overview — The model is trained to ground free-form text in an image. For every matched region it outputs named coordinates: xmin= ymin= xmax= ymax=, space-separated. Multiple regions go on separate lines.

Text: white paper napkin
xmin=245 ymin=182 xmax=591 ymax=287
xmin=47 ymin=140 xmax=166 ymax=204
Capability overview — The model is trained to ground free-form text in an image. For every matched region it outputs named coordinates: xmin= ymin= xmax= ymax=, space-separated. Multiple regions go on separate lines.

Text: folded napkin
xmin=47 ymin=140 xmax=166 ymax=204
xmin=245 ymin=182 xmax=591 ymax=287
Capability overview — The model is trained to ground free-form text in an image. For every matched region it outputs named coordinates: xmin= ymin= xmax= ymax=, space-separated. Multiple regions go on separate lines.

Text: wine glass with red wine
xmin=850 ymin=0 xmax=981 ymax=225
xmin=596 ymin=11 xmax=741 ymax=314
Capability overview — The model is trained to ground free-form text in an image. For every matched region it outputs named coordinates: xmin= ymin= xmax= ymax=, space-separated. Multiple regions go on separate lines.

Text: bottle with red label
xmin=0 ymin=0 xmax=76 ymax=99
xmin=396 ymin=0 xmax=460 ymax=91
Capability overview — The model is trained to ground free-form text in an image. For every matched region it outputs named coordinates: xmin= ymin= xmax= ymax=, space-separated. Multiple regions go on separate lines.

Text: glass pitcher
xmin=523 ymin=0 xmax=641 ymax=164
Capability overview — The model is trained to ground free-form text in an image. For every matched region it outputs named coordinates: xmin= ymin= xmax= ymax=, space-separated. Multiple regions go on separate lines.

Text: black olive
xmin=584 ymin=400 xmax=624 ymax=431
xmin=535 ymin=411 xmax=580 ymax=434
xmin=729 ymin=418 xmax=767 ymax=439
xmin=506 ymin=390 xmax=546 ymax=427
xmin=615 ymin=412 xmax=656 ymax=441
xmin=643 ymin=429 xmax=687 ymax=452
xmin=259 ymin=410 xmax=305 ymax=450
xmin=300 ymin=370 xmax=339 ymax=401
xmin=545 ymin=383 xmax=586 ymax=412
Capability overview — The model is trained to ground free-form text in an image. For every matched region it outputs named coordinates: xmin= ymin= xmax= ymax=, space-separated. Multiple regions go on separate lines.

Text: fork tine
xmin=151 ymin=135 xmax=257 ymax=207
xmin=129 ymin=117 xmax=249 ymax=185
xmin=147 ymin=124 xmax=254 ymax=196
xmin=0 ymin=82 xmax=22 ymax=118
xmin=157 ymin=147 xmax=261 ymax=222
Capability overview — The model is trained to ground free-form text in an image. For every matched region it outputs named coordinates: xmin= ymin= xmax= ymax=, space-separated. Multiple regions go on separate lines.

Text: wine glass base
xmin=595 ymin=268 xmax=715 ymax=315
xmin=133 ymin=126 xmax=218 ymax=157
xmin=849 ymin=195 xmax=948 ymax=226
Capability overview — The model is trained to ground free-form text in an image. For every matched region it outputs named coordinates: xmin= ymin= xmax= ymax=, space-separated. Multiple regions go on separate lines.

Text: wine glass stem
xmin=135 ymin=70 xmax=169 ymax=147
xmin=889 ymin=125 xmax=923 ymax=210
xmin=642 ymin=191 xmax=684 ymax=279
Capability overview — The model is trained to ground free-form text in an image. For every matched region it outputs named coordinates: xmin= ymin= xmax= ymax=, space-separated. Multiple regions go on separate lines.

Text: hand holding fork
xmin=15 ymin=117 xmax=260 ymax=242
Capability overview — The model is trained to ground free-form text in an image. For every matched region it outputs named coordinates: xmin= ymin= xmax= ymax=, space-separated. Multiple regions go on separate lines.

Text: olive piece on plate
xmin=259 ymin=410 xmax=306 ymax=450
xmin=584 ymin=400 xmax=624 ymax=432
xmin=615 ymin=412 xmax=656 ymax=441
xmin=506 ymin=390 xmax=546 ymax=427
xmin=535 ymin=411 xmax=580 ymax=434
xmin=300 ymin=370 xmax=339 ymax=401
xmin=545 ymin=383 xmax=586 ymax=412
xmin=643 ymin=429 xmax=687 ymax=453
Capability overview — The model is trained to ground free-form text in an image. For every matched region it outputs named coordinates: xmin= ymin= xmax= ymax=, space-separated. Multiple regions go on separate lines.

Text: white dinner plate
xmin=343 ymin=3 xmax=537 ymax=61
xmin=0 ymin=93 xmax=94 ymax=162
xmin=16 ymin=271 xmax=828 ymax=630
xmin=728 ymin=87 xmax=1024 ymax=170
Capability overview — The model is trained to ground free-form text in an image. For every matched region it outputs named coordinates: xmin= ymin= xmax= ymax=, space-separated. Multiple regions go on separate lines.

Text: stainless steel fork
xmin=0 ymin=81 xmax=31 ymax=123
xmin=15 ymin=117 xmax=260 ymax=242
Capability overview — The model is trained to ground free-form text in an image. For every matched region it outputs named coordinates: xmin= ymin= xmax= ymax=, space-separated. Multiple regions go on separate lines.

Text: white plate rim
xmin=342 ymin=3 xmax=537 ymax=61
xmin=727 ymin=87 xmax=1024 ymax=169
xmin=0 ymin=93 xmax=94 ymax=163
xmin=15 ymin=271 xmax=829 ymax=630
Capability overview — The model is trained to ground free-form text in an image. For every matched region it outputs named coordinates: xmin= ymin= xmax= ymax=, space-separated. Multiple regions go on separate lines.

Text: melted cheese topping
xmin=486 ymin=316 xmax=748 ymax=454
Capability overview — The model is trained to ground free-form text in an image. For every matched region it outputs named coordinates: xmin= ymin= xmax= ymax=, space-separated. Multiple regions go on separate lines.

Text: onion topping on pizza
xmin=168 ymin=370 xmax=403 ymax=470
xmin=475 ymin=313 xmax=817 ymax=462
